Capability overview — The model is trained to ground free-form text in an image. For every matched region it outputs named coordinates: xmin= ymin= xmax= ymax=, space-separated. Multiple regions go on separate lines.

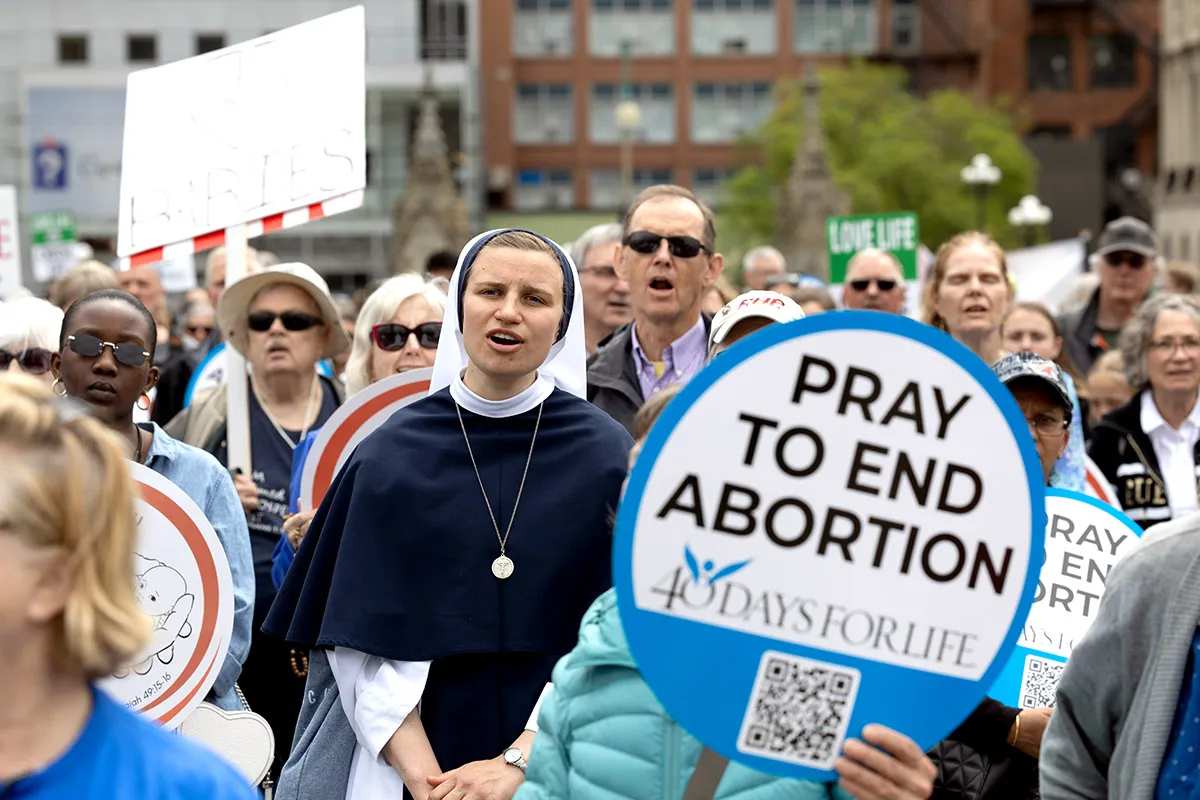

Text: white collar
xmin=1141 ymin=389 xmax=1200 ymax=435
xmin=450 ymin=370 xmax=554 ymax=418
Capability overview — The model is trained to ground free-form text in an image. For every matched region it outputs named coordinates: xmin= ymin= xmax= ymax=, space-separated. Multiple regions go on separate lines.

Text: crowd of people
xmin=1 ymin=183 xmax=1199 ymax=800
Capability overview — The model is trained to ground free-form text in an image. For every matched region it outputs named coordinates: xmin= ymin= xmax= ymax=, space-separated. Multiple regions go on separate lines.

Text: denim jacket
xmin=141 ymin=422 xmax=255 ymax=711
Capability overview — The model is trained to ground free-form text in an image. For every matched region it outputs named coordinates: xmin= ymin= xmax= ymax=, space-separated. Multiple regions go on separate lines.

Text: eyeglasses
xmin=372 ymin=322 xmax=442 ymax=351
xmin=1104 ymin=252 xmax=1148 ymax=270
xmin=1026 ymin=414 xmax=1068 ymax=438
xmin=624 ymin=231 xmax=709 ymax=259
xmin=765 ymin=274 xmax=802 ymax=288
xmin=67 ymin=334 xmax=150 ymax=368
xmin=580 ymin=265 xmax=619 ymax=280
xmin=0 ymin=348 xmax=52 ymax=375
xmin=247 ymin=311 xmax=324 ymax=333
xmin=1150 ymin=338 xmax=1200 ymax=356
xmin=848 ymin=278 xmax=898 ymax=292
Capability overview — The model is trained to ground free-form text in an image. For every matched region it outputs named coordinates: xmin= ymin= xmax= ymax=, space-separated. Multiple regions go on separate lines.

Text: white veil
xmin=429 ymin=228 xmax=588 ymax=403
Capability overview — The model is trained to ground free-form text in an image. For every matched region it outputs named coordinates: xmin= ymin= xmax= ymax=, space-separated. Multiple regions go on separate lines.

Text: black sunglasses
xmin=0 ymin=348 xmax=52 ymax=375
xmin=372 ymin=322 xmax=441 ymax=351
xmin=67 ymin=334 xmax=150 ymax=368
xmin=624 ymin=231 xmax=709 ymax=259
xmin=247 ymin=311 xmax=324 ymax=333
xmin=1104 ymin=251 xmax=1147 ymax=270
xmin=848 ymin=278 xmax=898 ymax=292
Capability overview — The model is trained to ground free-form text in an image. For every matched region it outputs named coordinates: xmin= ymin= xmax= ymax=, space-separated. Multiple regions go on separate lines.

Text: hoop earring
xmin=52 ymin=378 xmax=67 ymax=397
xmin=137 ymin=393 xmax=151 ymax=411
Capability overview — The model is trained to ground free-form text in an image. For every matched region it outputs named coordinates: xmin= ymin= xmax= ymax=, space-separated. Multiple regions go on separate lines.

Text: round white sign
xmin=98 ymin=463 xmax=235 ymax=729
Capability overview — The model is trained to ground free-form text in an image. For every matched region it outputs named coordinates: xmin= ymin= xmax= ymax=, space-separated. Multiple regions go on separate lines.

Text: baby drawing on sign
xmin=124 ymin=554 xmax=195 ymax=676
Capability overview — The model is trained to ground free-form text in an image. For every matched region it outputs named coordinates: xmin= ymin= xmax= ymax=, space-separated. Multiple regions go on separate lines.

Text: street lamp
xmin=616 ymin=37 xmax=641 ymax=212
xmin=960 ymin=154 xmax=1002 ymax=232
xmin=1008 ymin=195 xmax=1053 ymax=247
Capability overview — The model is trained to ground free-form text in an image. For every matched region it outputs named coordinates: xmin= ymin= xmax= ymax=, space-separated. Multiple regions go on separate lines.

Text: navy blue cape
xmin=264 ymin=386 xmax=632 ymax=773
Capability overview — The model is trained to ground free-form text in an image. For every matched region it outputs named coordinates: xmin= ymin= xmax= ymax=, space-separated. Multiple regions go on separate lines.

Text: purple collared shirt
xmin=630 ymin=317 xmax=708 ymax=401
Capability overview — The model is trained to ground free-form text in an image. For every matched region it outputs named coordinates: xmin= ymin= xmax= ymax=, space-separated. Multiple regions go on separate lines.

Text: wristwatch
xmin=503 ymin=747 xmax=528 ymax=774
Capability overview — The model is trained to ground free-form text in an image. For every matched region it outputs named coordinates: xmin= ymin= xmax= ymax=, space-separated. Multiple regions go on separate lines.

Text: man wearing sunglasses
xmin=741 ymin=245 xmax=787 ymax=292
xmin=841 ymin=248 xmax=907 ymax=315
xmin=1059 ymin=217 xmax=1160 ymax=374
xmin=587 ymin=185 xmax=724 ymax=435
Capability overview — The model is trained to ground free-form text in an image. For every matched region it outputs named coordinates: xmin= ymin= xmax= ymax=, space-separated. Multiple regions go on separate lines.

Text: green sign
xmin=29 ymin=210 xmax=76 ymax=246
xmin=826 ymin=212 xmax=919 ymax=283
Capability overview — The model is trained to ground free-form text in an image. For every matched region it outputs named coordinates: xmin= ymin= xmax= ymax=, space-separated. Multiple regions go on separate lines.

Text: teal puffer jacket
xmin=516 ymin=589 xmax=855 ymax=800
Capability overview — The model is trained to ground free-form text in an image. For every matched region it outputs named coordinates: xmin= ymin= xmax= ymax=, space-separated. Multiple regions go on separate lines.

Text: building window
xmin=589 ymin=168 xmax=674 ymax=209
xmin=195 ymin=34 xmax=226 ymax=55
xmin=692 ymin=0 xmax=776 ymax=56
xmin=421 ymin=0 xmax=468 ymax=60
xmin=794 ymin=0 xmax=877 ymax=55
xmin=1090 ymin=35 xmax=1137 ymax=89
xmin=514 ymin=85 xmax=574 ymax=144
xmin=693 ymin=168 xmax=736 ymax=208
xmin=514 ymin=0 xmax=573 ymax=57
xmin=590 ymin=0 xmax=675 ymax=57
xmin=891 ymin=0 xmax=919 ymax=54
xmin=514 ymin=169 xmax=575 ymax=210
xmin=691 ymin=83 xmax=772 ymax=143
xmin=590 ymin=84 xmax=676 ymax=144
xmin=1028 ymin=35 xmax=1072 ymax=91
xmin=57 ymin=35 xmax=88 ymax=64
xmin=127 ymin=34 xmax=158 ymax=63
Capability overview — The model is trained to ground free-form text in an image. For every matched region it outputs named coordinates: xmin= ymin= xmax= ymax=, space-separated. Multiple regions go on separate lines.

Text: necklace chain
xmin=253 ymin=377 xmax=321 ymax=451
xmin=455 ymin=401 xmax=543 ymax=558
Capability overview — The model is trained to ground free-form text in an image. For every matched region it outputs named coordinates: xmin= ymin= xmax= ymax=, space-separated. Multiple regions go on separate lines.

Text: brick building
xmin=479 ymin=0 xmax=1158 ymax=241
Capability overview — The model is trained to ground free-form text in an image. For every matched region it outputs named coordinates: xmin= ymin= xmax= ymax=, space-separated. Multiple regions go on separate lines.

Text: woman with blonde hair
xmin=47 ymin=260 xmax=120 ymax=312
xmin=923 ymin=232 xmax=1012 ymax=366
xmin=0 ymin=374 xmax=252 ymax=797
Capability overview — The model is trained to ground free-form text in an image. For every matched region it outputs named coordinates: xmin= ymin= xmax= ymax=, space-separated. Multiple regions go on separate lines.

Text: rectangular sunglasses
xmin=0 ymin=348 xmax=52 ymax=375
xmin=848 ymin=278 xmax=898 ymax=292
xmin=247 ymin=311 xmax=324 ymax=332
xmin=624 ymin=231 xmax=709 ymax=259
xmin=67 ymin=334 xmax=150 ymax=368
xmin=372 ymin=322 xmax=441 ymax=351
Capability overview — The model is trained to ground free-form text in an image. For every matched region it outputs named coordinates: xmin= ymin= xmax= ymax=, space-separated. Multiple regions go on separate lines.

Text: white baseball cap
xmin=708 ymin=290 xmax=805 ymax=357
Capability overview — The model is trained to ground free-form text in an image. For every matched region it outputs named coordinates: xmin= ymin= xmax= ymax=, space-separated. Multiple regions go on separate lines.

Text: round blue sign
xmin=614 ymin=311 xmax=1047 ymax=781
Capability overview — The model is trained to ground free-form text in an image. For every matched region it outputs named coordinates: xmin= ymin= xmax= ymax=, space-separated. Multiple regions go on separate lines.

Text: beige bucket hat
xmin=217 ymin=262 xmax=351 ymax=360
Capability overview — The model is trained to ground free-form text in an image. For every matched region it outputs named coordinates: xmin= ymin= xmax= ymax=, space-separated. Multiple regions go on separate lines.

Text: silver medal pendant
xmin=492 ymin=555 xmax=515 ymax=580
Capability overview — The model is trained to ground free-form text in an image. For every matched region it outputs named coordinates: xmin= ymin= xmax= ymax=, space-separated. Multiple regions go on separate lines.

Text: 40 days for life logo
xmin=614 ymin=312 xmax=1046 ymax=782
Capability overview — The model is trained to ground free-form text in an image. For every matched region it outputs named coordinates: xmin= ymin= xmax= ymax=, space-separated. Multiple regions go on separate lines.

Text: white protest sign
xmin=615 ymin=312 xmax=1046 ymax=781
xmin=0 ymin=186 xmax=22 ymax=298
xmin=116 ymin=6 xmax=366 ymax=261
xmin=989 ymin=489 xmax=1140 ymax=708
xmin=99 ymin=464 xmax=235 ymax=729
xmin=299 ymin=369 xmax=432 ymax=512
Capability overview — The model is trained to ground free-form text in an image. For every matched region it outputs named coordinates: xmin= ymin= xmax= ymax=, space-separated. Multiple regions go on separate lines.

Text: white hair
xmin=742 ymin=246 xmax=786 ymax=273
xmin=344 ymin=275 xmax=447 ymax=396
xmin=568 ymin=223 xmax=623 ymax=269
xmin=0 ymin=297 xmax=65 ymax=352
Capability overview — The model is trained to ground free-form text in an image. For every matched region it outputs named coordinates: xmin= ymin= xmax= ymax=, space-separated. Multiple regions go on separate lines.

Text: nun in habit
xmin=264 ymin=228 xmax=633 ymax=800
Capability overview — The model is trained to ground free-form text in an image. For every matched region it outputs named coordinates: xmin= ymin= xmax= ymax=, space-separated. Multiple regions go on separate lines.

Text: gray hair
xmin=742 ymin=246 xmax=786 ymax=274
xmin=568 ymin=223 xmax=623 ymax=269
xmin=1119 ymin=293 xmax=1200 ymax=389
xmin=344 ymin=275 xmax=447 ymax=396
xmin=846 ymin=248 xmax=904 ymax=281
xmin=0 ymin=296 xmax=64 ymax=352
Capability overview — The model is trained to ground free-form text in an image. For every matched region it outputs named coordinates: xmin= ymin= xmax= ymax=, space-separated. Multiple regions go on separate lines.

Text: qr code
xmin=737 ymin=651 xmax=860 ymax=769
xmin=1020 ymin=655 xmax=1066 ymax=709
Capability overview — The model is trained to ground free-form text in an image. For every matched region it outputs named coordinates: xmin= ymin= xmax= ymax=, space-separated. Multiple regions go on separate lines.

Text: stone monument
xmin=391 ymin=68 xmax=470 ymax=274
xmin=776 ymin=64 xmax=849 ymax=281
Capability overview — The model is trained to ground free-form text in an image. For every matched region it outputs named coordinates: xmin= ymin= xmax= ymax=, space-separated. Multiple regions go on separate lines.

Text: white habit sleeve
xmin=328 ymin=648 xmax=432 ymax=760
xmin=525 ymin=683 xmax=554 ymax=732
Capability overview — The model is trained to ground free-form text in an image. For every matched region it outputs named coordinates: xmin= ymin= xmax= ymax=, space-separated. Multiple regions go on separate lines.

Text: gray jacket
xmin=274 ymin=649 xmax=355 ymax=800
xmin=586 ymin=323 xmax=644 ymax=436
xmin=1040 ymin=514 xmax=1200 ymax=799
xmin=1056 ymin=288 xmax=1104 ymax=375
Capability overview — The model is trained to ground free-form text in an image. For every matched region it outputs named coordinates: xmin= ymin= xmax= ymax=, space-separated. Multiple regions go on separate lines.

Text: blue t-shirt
xmin=1156 ymin=629 xmax=1200 ymax=798
xmin=0 ymin=687 xmax=255 ymax=799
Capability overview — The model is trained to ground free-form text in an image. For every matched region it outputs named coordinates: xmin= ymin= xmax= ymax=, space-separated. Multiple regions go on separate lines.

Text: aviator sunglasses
xmin=247 ymin=311 xmax=324 ymax=333
xmin=624 ymin=231 xmax=709 ymax=259
xmin=67 ymin=334 xmax=150 ymax=368
xmin=372 ymin=322 xmax=442 ymax=351
xmin=848 ymin=278 xmax=898 ymax=292
xmin=0 ymin=348 xmax=53 ymax=375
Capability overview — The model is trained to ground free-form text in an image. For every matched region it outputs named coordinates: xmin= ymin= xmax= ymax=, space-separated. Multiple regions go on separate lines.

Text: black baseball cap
xmin=992 ymin=351 xmax=1073 ymax=422
xmin=1094 ymin=216 xmax=1159 ymax=259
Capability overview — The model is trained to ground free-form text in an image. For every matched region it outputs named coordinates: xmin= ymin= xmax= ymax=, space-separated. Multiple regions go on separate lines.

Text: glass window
xmin=57 ymin=35 xmax=88 ymax=64
xmin=590 ymin=83 xmax=676 ymax=143
xmin=691 ymin=82 xmax=774 ymax=143
xmin=514 ymin=0 xmax=574 ymax=58
xmin=195 ymin=34 xmax=226 ymax=55
xmin=1090 ymin=34 xmax=1137 ymax=89
xmin=794 ymin=0 xmax=877 ymax=55
xmin=514 ymin=85 xmax=575 ymax=144
xmin=127 ymin=34 xmax=157 ymax=63
xmin=590 ymin=0 xmax=675 ymax=55
xmin=514 ymin=169 xmax=576 ymax=211
xmin=1028 ymin=35 xmax=1073 ymax=91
